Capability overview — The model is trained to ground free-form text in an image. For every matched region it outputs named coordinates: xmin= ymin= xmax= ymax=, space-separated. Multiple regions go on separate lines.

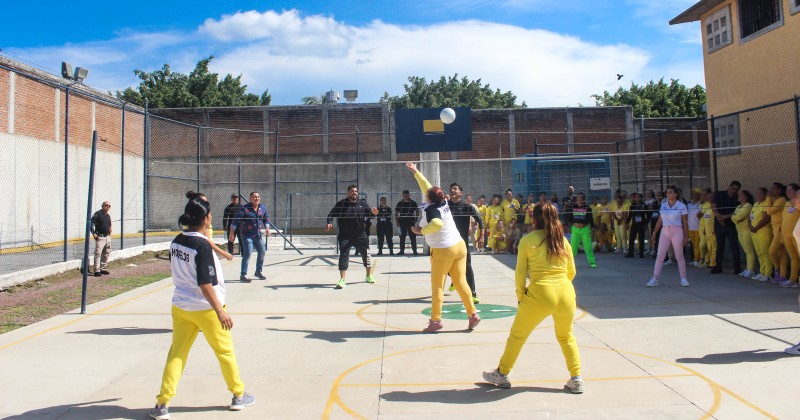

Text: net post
xmin=710 ymin=116 xmax=719 ymax=192
xmin=120 ymin=102 xmax=125 ymax=250
xmin=80 ymin=130 xmax=99 ymax=315
xmin=63 ymin=86 xmax=70 ymax=262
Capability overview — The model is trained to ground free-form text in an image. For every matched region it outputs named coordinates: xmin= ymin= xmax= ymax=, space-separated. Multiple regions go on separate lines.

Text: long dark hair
xmin=532 ymin=202 xmax=567 ymax=262
xmin=179 ymin=194 xmax=211 ymax=228
xmin=740 ymin=190 xmax=754 ymax=205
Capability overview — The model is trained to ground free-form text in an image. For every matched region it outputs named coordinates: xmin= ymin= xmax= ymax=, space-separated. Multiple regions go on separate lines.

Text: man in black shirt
xmin=395 ymin=190 xmax=420 ymax=255
xmin=626 ymin=192 xmax=650 ymax=258
xmin=448 ymin=183 xmax=485 ymax=303
xmin=711 ymin=181 xmax=742 ymax=274
xmin=223 ymin=194 xmax=241 ymax=254
xmin=375 ymin=197 xmax=394 ymax=255
xmin=326 ymin=185 xmax=380 ymax=289
xmin=90 ymin=201 xmax=113 ymax=276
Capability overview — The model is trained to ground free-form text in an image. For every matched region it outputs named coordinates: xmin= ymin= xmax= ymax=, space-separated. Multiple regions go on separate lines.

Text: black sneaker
xmin=100 ymin=270 xmax=110 ymax=275
xmin=240 ymin=275 xmax=251 ymax=283
xmin=93 ymin=272 xmax=102 ymax=277
xmin=254 ymin=272 xmax=266 ymax=280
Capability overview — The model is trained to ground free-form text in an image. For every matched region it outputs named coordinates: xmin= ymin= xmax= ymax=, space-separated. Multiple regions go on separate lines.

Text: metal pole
xmin=356 ymin=127 xmax=361 ymax=188
xmin=689 ymin=152 xmax=694 ymax=192
xmin=237 ymin=159 xmax=242 ymax=199
xmin=143 ymin=99 xmax=149 ymax=245
xmin=196 ymin=126 xmax=201 ymax=193
xmin=80 ymin=131 xmax=99 ymax=314
xmin=63 ymin=87 xmax=70 ymax=262
xmin=534 ymin=139 xmax=539 ymax=194
xmin=710 ymin=116 xmax=719 ymax=192
xmin=498 ymin=130 xmax=503 ymax=188
xmin=658 ymin=132 xmax=665 ymax=192
xmin=615 ymin=142 xmax=622 ymax=190
xmin=273 ymin=123 xmax=279 ymax=220
xmin=120 ymin=102 xmax=126 ymax=250
xmin=335 ymin=168 xmax=339 ymax=199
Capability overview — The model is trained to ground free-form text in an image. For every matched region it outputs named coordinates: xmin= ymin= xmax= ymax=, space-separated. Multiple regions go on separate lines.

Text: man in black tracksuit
xmin=626 ymin=192 xmax=650 ymax=258
xmin=326 ymin=185 xmax=379 ymax=289
xmin=395 ymin=190 xmax=420 ymax=255
xmin=376 ymin=197 xmax=394 ymax=255
xmin=448 ymin=183 xmax=485 ymax=303
xmin=222 ymin=194 xmax=241 ymax=254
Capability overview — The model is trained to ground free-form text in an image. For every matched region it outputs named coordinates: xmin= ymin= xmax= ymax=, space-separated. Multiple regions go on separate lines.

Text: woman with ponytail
xmin=149 ymin=196 xmax=254 ymax=419
xmin=405 ymin=162 xmax=481 ymax=333
xmin=483 ymin=202 xmax=583 ymax=394
xmin=185 ymin=191 xmax=233 ymax=262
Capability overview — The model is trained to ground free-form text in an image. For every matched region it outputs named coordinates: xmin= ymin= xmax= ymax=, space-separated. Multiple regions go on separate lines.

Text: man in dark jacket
xmin=448 ymin=183 xmax=485 ymax=303
xmin=711 ymin=181 xmax=742 ymax=274
xmin=326 ymin=185 xmax=379 ymax=289
xmin=222 ymin=194 xmax=241 ymax=254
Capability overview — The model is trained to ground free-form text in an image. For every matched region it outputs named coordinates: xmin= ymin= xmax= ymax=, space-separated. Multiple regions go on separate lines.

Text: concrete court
xmin=0 ymin=247 xmax=798 ymax=420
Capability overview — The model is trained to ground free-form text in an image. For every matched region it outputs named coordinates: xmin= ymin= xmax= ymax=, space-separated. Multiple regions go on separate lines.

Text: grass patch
xmin=0 ymin=272 xmax=170 ymax=335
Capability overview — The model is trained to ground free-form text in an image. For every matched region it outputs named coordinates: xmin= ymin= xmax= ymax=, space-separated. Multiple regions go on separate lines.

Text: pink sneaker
xmin=468 ymin=313 xmax=482 ymax=330
xmin=423 ymin=320 xmax=443 ymax=333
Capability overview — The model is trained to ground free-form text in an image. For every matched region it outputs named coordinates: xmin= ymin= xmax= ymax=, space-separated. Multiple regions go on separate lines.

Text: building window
xmin=791 ymin=0 xmax=800 ymax=15
xmin=705 ymin=6 xmax=732 ymax=53
xmin=714 ymin=115 xmax=740 ymax=156
xmin=738 ymin=0 xmax=783 ymax=41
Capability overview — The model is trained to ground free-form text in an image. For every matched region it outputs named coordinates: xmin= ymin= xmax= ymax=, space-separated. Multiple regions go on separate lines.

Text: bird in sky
xmin=617 ymin=74 xmax=624 ymax=80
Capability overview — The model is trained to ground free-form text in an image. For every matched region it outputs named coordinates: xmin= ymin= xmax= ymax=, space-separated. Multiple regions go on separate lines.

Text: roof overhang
xmin=670 ymin=0 xmax=726 ymax=25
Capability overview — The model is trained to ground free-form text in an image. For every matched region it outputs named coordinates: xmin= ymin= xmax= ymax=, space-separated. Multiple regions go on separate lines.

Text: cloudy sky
xmin=2 ymin=0 xmax=705 ymax=106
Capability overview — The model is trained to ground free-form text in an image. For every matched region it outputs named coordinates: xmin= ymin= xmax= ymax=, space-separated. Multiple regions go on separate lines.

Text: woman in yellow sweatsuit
xmin=751 ymin=187 xmax=774 ymax=282
xmin=483 ymin=202 xmax=583 ymax=394
xmin=767 ymin=183 xmax=788 ymax=283
xmin=701 ymin=191 xmax=717 ymax=269
xmin=486 ymin=195 xmax=504 ymax=250
xmin=779 ymin=184 xmax=800 ymax=287
xmin=611 ymin=194 xmax=630 ymax=253
xmin=732 ymin=190 xmax=756 ymax=278
xmin=406 ymin=162 xmax=481 ymax=333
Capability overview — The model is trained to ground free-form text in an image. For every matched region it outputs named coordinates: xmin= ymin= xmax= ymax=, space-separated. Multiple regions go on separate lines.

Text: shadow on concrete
xmin=676 ymin=349 xmax=793 ymax=364
xmin=354 ymin=297 xmax=431 ymax=305
xmin=265 ymin=283 xmax=336 ymax=290
xmin=67 ymin=327 xmax=171 ymax=336
xmin=380 ymin=383 xmax=567 ymax=404
xmin=266 ymin=327 xmax=458 ymax=343
xmin=380 ymin=271 xmax=430 ymax=275
xmin=2 ymin=398 xmax=224 ymax=420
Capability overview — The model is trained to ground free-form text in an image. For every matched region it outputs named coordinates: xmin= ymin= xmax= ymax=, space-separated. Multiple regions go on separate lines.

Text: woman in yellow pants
xmin=486 ymin=195 xmax=503 ymax=251
xmin=687 ymin=189 xmax=703 ymax=266
xmin=751 ymin=188 xmax=774 ymax=282
xmin=701 ymin=190 xmax=717 ymax=269
xmin=150 ymin=194 xmax=255 ymax=420
xmin=732 ymin=190 xmax=756 ymax=278
xmin=611 ymin=193 xmax=629 ymax=253
xmin=483 ymin=202 xmax=583 ymax=394
xmin=767 ymin=183 xmax=788 ymax=284
xmin=406 ymin=162 xmax=481 ymax=333
xmin=779 ymin=184 xmax=800 ymax=287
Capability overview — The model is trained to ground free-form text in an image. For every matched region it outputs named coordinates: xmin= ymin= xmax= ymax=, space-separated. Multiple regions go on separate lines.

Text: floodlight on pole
xmin=61 ymin=61 xmax=89 ymax=83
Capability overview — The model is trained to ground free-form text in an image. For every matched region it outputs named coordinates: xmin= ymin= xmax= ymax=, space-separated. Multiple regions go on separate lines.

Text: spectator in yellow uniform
xmin=767 ymin=183 xmax=788 ymax=284
xmin=732 ymin=190 xmax=756 ymax=278
xmin=695 ymin=189 xmax=711 ymax=268
xmin=701 ymin=190 xmax=717 ymax=270
xmin=593 ymin=223 xmax=613 ymax=253
xmin=779 ymin=184 xmax=800 ymax=288
xmin=493 ymin=220 xmax=508 ymax=253
xmin=475 ymin=196 xmax=488 ymax=251
xmin=750 ymin=187 xmax=774 ymax=282
xmin=599 ymin=196 xmax=614 ymax=246
xmin=486 ymin=195 xmax=503 ymax=250
xmin=591 ymin=196 xmax=602 ymax=239
xmin=522 ymin=194 xmax=536 ymax=228
xmin=501 ymin=189 xmax=521 ymax=226
xmin=686 ymin=189 xmax=703 ymax=266
xmin=611 ymin=193 xmax=630 ymax=254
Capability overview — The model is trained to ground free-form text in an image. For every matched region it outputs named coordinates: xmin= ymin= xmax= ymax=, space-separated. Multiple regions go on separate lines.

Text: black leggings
xmin=377 ymin=223 xmax=394 ymax=252
xmin=628 ymin=222 xmax=647 ymax=256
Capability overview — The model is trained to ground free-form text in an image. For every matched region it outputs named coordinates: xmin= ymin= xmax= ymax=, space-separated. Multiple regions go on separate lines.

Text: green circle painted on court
xmin=422 ymin=304 xmax=517 ymax=320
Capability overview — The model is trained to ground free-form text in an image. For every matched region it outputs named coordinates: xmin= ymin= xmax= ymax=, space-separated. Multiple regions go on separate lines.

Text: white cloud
xmin=626 ymin=0 xmax=702 ymax=44
xmin=205 ymin=11 xmax=652 ymax=106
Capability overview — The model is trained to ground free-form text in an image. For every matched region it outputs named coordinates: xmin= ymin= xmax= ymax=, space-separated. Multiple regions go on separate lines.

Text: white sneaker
xmin=752 ymin=274 xmax=764 ymax=281
xmin=785 ymin=344 xmax=800 ymax=356
xmin=565 ymin=377 xmax=584 ymax=394
xmin=738 ymin=269 xmax=749 ymax=277
xmin=680 ymin=278 xmax=690 ymax=287
xmin=646 ymin=278 xmax=659 ymax=287
xmin=482 ymin=368 xmax=511 ymax=388
xmin=663 ymin=259 xmax=674 ymax=266
xmin=759 ymin=276 xmax=771 ymax=283
xmin=691 ymin=261 xmax=698 ymax=268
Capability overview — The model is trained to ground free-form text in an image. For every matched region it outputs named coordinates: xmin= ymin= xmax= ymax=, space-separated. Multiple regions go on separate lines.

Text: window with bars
xmin=714 ymin=115 xmax=740 ymax=156
xmin=705 ymin=6 xmax=733 ymax=52
xmin=738 ymin=0 xmax=783 ymax=41
xmin=791 ymin=0 xmax=800 ymax=15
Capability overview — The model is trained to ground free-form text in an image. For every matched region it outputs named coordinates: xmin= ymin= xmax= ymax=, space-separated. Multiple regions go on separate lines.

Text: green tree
xmin=591 ymin=79 xmax=706 ymax=118
xmin=383 ymin=74 xmax=526 ymax=109
xmin=116 ymin=56 xmax=271 ymax=108
xmin=301 ymin=94 xmax=333 ymax=105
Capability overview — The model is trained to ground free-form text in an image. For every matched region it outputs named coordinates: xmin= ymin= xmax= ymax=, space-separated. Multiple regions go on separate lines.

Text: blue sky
xmin=1 ymin=0 xmax=705 ymax=106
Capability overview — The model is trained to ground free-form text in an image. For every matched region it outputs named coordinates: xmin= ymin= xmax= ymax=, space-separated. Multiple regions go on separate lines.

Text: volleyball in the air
xmin=440 ymin=108 xmax=456 ymax=124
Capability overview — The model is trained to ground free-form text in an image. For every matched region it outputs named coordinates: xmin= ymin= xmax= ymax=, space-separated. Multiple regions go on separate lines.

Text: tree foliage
xmin=591 ymin=79 xmax=706 ymax=118
xmin=116 ymin=56 xmax=271 ymax=108
xmin=383 ymin=74 xmax=526 ymax=109
xmin=301 ymin=94 xmax=334 ymax=105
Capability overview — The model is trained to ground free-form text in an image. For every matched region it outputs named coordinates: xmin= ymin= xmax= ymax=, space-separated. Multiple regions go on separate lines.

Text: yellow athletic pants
xmin=487 ymin=220 xmax=498 ymax=249
xmin=429 ymin=241 xmax=476 ymax=321
xmin=688 ymin=230 xmax=701 ymax=262
xmin=156 ymin=305 xmax=244 ymax=405
xmin=737 ymin=229 xmax=756 ymax=272
xmin=783 ymin=235 xmax=800 ymax=281
xmin=752 ymin=229 xmax=774 ymax=277
xmin=699 ymin=234 xmax=708 ymax=262
xmin=704 ymin=235 xmax=717 ymax=267
xmin=768 ymin=233 xmax=787 ymax=278
xmin=614 ymin=223 xmax=628 ymax=251
xmin=498 ymin=281 xmax=581 ymax=377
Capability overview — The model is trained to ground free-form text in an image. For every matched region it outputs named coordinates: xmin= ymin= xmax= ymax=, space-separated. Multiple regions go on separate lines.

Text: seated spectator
xmin=508 ymin=220 xmax=522 ymax=254
xmin=493 ymin=220 xmax=508 ymax=254
xmin=594 ymin=223 xmax=613 ymax=253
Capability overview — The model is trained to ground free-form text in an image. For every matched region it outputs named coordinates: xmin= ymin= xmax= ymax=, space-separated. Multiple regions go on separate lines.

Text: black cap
xmin=402 ymin=190 xmax=410 ymax=194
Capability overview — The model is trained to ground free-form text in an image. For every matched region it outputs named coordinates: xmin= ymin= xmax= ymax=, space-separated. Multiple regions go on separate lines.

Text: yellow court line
xmin=339 ymin=374 xmax=695 ymax=387
xmin=0 ymin=282 xmax=173 ymax=351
